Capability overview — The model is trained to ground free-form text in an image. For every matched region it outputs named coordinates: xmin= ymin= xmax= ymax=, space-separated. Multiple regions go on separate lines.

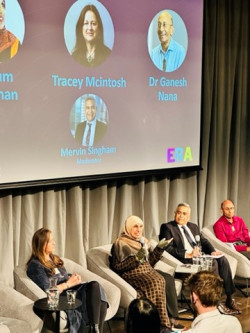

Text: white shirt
xmin=185 ymin=309 xmax=242 ymax=333
xmin=178 ymin=224 xmax=196 ymax=254
xmin=82 ymin=118 xmax=96 ymax=146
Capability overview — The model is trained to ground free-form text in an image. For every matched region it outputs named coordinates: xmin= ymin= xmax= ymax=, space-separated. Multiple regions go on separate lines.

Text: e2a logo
xmin=167 ymin=146 xmax=193 ymax=163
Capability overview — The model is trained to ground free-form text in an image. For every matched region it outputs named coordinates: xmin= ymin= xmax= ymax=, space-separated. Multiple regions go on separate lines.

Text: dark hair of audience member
xmin=125 ymin=297 xmax=161 ymax=333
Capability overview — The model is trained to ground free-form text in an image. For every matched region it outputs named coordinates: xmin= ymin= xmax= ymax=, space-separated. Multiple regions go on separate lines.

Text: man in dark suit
xmin=75 ymin=96 xmax=107 ymax=146
xmin=159 ymin=202 xmax=241 ymax=315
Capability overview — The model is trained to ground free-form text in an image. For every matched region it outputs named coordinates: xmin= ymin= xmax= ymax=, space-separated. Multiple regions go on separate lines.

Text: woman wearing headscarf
xmin=0 ymin=0 xmax=19 ymax=62
xmin=110 ymin=215 xmax=175 ymax=332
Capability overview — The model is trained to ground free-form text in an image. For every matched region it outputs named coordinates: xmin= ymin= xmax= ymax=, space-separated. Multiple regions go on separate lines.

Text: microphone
xmin=195 ymin=235 xmax=201 ymax=252
xmin=139 ymin=237 xmax=145 ymax=247
xmin=139 ymin=237 xmax=148 ymax=260
xmin=195 ymin=235 xmax=200 ymax=243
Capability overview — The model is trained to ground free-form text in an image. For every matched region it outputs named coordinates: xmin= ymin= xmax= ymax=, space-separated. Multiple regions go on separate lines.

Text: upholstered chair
xmin=14 ymin=257 xmax=121 ymax=332
xmin=0 ymin=281 xmax=43 ymax=333
xmin=86 ymin=244 xmax=183 ymax=312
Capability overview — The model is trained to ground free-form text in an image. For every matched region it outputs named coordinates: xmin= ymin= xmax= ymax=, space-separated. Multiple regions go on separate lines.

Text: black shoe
xmin=218 ymin=302 xmax=241 ymax=316
xmin=228 ymin=299 xmax=242 ymax=314
xmin=170 ymin=318 xmax=186 ymax=331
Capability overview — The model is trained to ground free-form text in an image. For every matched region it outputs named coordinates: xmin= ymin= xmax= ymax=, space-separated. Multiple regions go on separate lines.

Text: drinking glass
xmin=49 ymin=276 xmax=58 ymax=289
xmin=192 ymin=256 xmax=200 ymax=266
xmin=199 ymin=256 xmax=208 ymax=271
xmin=66 ymin=290 xmax=77 ymax=305
xmin=46 ymin=288 xmax=60 ymax=309
xmin=205 ymin=257 xmax=214 ymax=272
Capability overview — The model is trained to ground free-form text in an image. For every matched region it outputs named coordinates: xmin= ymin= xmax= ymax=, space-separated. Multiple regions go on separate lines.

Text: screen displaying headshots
xmin=0 ymin=0 xmax=204 ymax=188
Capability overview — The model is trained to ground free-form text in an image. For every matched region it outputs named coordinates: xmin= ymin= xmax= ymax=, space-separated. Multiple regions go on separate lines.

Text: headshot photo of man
xmin=148 ymin=10 xmax=187 ymax=72
xmin=71 ymin=94 xmax=108 ymax=147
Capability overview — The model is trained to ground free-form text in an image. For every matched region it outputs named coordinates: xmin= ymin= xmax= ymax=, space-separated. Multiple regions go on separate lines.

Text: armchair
xmin=14 ymin=257 xmax=121 ymax=331
xmin=0 ymin=324 xmax=9 ymax=333
xmin=86 ymin=244 xmax=183 ymax=311
xmin=0 ymin=281 xmax=43 ymax=333
xmin=201 ymin=224 xmax=250 ymax=295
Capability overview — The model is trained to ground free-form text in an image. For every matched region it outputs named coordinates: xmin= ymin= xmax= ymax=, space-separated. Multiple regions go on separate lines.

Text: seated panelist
xmin=27 ymin=227 xmax=108 ymax=333
xmin=110 ymin=215 xmax=185 ymax=332
xmin=214 ymin=199 xmax=250 ymax=259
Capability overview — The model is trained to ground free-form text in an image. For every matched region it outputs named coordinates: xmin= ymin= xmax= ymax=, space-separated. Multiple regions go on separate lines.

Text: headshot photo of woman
xmin=64 ymin=1 xmax=114 ymax=67
xmin=0 ymin=0 xmax=24 ymax=63
xmin=27 ymin=228 xmax=108 ymax=332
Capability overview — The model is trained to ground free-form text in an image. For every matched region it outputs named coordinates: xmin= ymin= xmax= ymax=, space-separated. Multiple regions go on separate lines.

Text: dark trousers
xmin=215 ymin=256 xmax=235 ymax=296
xmin=156 ymin=270 xmax=179 ymax=318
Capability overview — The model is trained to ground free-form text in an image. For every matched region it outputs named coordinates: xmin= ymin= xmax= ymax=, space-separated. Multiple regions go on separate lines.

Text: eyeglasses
xmin=223 ymin=207 xmax=235 ymax=211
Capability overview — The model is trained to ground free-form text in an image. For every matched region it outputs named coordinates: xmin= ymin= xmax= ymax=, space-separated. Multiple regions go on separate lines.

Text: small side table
xmin=34 ymin=296 xmax=82 ymax=333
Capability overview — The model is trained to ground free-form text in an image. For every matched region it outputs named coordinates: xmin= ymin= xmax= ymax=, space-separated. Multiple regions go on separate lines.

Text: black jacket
xmin=159 ymin=220 xmax=215 ymax=263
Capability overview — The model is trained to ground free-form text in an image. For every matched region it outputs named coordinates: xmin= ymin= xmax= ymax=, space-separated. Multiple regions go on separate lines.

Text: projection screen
xmin=0 ymin=0 xmax=204 ymax=188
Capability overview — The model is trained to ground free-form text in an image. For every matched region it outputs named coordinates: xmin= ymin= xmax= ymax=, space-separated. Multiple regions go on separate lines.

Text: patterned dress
xmin=110 ymin=238 xmax=170 ymax=328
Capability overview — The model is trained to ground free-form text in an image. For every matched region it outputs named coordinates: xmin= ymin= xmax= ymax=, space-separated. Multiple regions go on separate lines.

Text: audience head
xmin=186 ymin=270 xmax=223 ymax=313
xmin=124 ymin=215 xmax=144 ymax=241
xmin=125 ymin=297 xmax=161 ymax=333
xmin=174 ymin=202 xmax=191 ymax=226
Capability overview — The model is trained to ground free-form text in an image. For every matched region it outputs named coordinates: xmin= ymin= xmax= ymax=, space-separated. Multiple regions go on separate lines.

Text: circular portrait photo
xmin=148 ymin=10 xmax=188 ymax=72
xmin=70 ymin=93 xmax=108 ymax=147
xmin=0 ymin=0 xmax=25 ymax=63
xmin=64 ymin=0 xmax=114 ymax=68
